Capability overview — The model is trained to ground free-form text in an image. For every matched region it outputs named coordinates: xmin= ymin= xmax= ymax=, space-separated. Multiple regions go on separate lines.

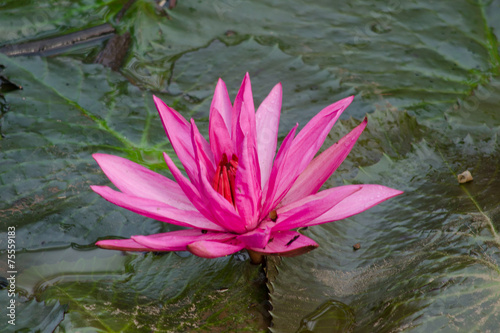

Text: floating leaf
xmin=0 ymin=53 xmax=269 ymax=331
xmin=0 ymin=291 xmax=67 ymax=332
xmin=268 ymin=79 xmax=500 ymax=332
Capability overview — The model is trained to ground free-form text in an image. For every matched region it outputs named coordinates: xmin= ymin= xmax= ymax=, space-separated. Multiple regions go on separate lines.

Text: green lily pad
xmin=0 ymin=0 xmax=120 ymax=46
xmin=120 ymin=0 xmax=499 ymax=118
xmin=267 ymin=78 xmax=500 ymax=332
xmin=31 ymin=249 xmax=268 ymax=332
xmin=0 ymin=54 xmax=173 ymax=250
xmin=0 ymin=291 xmax=67 ymax=333
xmin=1 ymin=0 xmax=500 ymax=331
xmin=0 ymin=53 xmax=269 ymax=331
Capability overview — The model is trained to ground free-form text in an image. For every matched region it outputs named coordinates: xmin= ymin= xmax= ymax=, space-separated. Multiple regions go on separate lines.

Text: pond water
xmin=1 ymin=0 xmax=500 ymax=332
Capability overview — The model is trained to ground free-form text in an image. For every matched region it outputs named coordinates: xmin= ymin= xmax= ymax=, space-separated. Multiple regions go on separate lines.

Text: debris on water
xmin=457 ymin=170 xmax=473 ymax=184
xmin=353 ymin=243 xmax=361 ymax=251
xmin=269 ymin=210 xmax=278 ymax=222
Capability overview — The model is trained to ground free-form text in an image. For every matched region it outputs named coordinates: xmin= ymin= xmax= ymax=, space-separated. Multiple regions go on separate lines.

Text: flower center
xmin=212 ymin=153 xmax=238 ymax=205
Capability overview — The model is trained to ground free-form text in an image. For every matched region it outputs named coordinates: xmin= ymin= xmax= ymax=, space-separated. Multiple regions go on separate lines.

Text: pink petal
xmin=96 ymin=238 xmax=154 ymax=251
xmin=191 ymin=124 xmax=246 ymax=234
xmin=306 ymin=185 xmax=404 ymax=227
xmin=92 ymin=153 xmax=193 ymax=210
xmin=232 ymin=74 xmax=260 ymax=178
xmin=163 ymin=152 xmax=216 ymax=223
xmin=260 ymin=124 xmax=298 ymax=220
xmin=193 ymin=162 xmax=243 ymax=234
xmin=248 ymin=230 xmax=318 ymax=257
xmin=210 ymin=78 xmax=233 ymax=135
xmin=153 ymin=95 xmax=196 ymax=172
xmin=271 ymin=96 xmax=354 ymax=207
xmin=233 ymin=76 xmax=260 ymax=175
xmin=236 ymin=226 xmax=271 ymax=249
xmin=132 ymin=229 xmax=235 ymax=251
xmin=91 ymin=185 xmax=225 ymax=231
xmin=190 ymin=119 xmax=216 ymax=181
xmin=153 ymin=95 xmax=212 ymax=186
xmin=231 ymin=73 xmax=255 ymax=143
xmin=255 ymin=83 xmax=282 ymax=189
xmin=209 ymin=107 xmax=234 ymax=164
xmin=231 ymin=76 xmax=262 ymax=222
xmin=271 ymin=185 xmax=362 ymax=231
xmin=281 ymin=117 xmax=367 ymax=206
xmin=234 ymin=136 xmax=262 ymax=231
xmin=187 ymin=240 xmax=245 ymax=259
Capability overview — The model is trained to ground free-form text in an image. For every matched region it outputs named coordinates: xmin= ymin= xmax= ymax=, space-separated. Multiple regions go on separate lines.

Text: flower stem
xmin=247 ymin=250 xmax=264 ymax=265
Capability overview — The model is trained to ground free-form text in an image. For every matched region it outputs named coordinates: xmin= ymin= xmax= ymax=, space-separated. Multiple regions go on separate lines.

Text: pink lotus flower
xmin=92 ymin=74 xmax=402 ymax=263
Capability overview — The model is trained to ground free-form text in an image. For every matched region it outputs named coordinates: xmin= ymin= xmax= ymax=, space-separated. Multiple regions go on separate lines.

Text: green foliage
xmin=0 ymin=291 xmax=67 ymax=333
xmin=0 ymin=0 xmax=499 ymax=331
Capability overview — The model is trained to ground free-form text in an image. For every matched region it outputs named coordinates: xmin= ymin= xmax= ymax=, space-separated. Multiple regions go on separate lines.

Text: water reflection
xmin=0 ymin=245 xmax=129 ymax=296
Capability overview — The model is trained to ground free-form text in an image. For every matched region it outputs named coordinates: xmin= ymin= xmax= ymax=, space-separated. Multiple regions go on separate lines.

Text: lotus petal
xmin=234 ymin=136 xmax=262 ymax=230
xmin=306 ymin=185 xmax=404 ymax=227
xmin=282 ymin=117 xmax=368 ymax=206
xmin=187 ymin=240 xmax=245 ymax=259
xmin=249 ymin=230 xmax=318 ymax=257
xmin=272 ymin=185 xmax=362 ymax=231
xmin=255 ymin=83 xmax=282 ymax=189
xmin=93 ymin=153 xmax=194 ymax=210
xmin=237 ymin=226 xmax=271 ymax=249
xmin=96 ymin=238 xmax=154 ymax=251
xmin=210 ymin=78 xmax=233 ymax=134
xmin=91 ymin=185 xmax=224 ymax=231
xmin=132 ymin=229 xmax=235 ymax=251
xmin=93 ymin=76 xmax=402 ymax=263
xmin=271 ymin=96 xmax=353 ymax=206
